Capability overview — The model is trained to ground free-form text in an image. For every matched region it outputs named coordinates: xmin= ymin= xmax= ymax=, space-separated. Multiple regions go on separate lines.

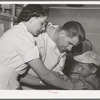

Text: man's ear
xmin=59 ymin=30 xmax=66 ymax=37
xmin=92 ymin=67 xmax=97 ymax=74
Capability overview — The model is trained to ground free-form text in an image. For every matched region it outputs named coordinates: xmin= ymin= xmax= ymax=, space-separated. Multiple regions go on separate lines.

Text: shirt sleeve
xmin=14 ymin=32 xmax=39 ymax=63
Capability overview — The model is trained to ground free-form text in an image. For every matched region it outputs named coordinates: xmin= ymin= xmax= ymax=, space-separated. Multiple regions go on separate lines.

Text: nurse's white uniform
xmin=0 ymin=22 xmax=39 ymax=89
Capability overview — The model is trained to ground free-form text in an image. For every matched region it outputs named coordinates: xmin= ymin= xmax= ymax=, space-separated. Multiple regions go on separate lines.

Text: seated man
xmin=73 ymin=51 xmax=100 ymax=90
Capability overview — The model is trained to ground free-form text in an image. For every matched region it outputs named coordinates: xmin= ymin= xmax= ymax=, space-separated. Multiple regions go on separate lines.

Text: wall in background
xmin=48 ymin=8 xmax=100 ymax=55
xmin=86 ymin=34 xmax=100 ymax=55
xmin=48 ymin=8 xmax=100 ymax=34
xmin=0 ymin=17 xmax=11 ymax=32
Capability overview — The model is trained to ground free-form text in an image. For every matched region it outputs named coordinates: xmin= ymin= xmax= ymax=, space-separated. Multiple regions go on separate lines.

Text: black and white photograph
xmin=0 ymin=0 xmax=100 ymax=99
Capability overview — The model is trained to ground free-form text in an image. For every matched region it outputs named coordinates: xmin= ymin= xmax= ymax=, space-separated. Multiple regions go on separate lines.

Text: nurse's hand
xmin=53 ymin=71 xmax=62 ymax=78
xmin=61 ymin=74 xmax=69 ymax=81
xmin=53 ymin=71 xmax=69 ymax=81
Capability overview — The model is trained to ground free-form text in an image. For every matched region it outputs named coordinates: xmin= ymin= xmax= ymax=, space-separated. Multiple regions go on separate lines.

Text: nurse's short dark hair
xmin=62 ymin=21 xmax=85 ymax=43
xmin=18 ymin=4 xmax=49 ymax=23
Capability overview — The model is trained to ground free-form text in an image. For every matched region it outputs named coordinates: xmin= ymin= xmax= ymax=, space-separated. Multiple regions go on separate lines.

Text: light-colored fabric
xmin=74 ymin=51 xmax=100 ymax=66
xmin=22 ymin=25 xmax=66 ymax=90
xmin=0 ymin=65 xmax=19 ymax=89
xmin=0 ymin=22 xmax=39 ymax=89
xmin=28 ymin=25 xmax=66 ymax=77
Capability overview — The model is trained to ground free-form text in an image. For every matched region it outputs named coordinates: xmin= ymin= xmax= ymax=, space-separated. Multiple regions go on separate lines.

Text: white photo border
xmin=0 ymin=0 xmax=100 ymax=99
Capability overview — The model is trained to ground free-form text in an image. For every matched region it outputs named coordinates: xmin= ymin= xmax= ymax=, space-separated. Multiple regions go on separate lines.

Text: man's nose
xmin=78 ymin=67 xmax=82 ymax=72
xmin=67 ymin=45 xmax=73 ymax=51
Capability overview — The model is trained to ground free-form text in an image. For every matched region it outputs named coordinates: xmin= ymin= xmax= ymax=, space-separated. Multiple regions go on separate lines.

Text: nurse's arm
xmin=20 ymin=73 xmax=45 ymax=86
xmin=28 ymin=58 xmax=74 ymax=90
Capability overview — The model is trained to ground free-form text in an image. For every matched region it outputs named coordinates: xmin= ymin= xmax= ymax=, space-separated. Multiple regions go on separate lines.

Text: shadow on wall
xmin=48 ymin=9 xmax=100 ymax=34
xmin=86 ymin=33 xmax=100 ymax=55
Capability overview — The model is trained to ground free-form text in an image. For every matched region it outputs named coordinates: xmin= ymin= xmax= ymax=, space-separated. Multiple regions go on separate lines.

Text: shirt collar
xmin=19 ymin=22 xmax=34 ymax=38
xmin=19 ymin=22 xmax=28 ymax=32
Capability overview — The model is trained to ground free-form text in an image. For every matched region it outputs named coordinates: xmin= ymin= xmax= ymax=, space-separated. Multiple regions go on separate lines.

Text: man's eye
xmin=82 ymin=67 xmax=85 ymax=70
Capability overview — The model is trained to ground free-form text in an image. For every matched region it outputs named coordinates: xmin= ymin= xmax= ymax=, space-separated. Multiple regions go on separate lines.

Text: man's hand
xmin=73 ymin=81 xmax=84 ymax=90
xmin=74 ymin=81 xmax=89 ymax=90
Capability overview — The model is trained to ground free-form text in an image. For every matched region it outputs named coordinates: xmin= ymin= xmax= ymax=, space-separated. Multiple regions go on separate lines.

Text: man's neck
xmin=46 ymin=25 xmax=59 ymax=43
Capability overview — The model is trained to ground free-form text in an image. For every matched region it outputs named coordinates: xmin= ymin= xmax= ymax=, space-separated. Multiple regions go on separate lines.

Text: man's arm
xmin=26 ymin=58 xmax=73 ymax=89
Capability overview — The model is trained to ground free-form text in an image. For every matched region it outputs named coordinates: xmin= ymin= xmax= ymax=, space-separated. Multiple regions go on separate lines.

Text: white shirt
xmin=0 ymin=22 xmax=39 ymax=89
xmin=28 ymin=24 xmax=66 ymax=76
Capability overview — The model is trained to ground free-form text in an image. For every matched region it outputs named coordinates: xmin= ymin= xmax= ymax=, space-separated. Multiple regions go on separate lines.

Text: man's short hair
xmin=62 ymin=21 xmax=85 ymax=43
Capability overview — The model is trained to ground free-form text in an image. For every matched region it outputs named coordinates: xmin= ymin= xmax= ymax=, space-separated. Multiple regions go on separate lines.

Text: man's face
xmin=78 ymin=63 xmax=93 ymax=78
xmin=56 ymin=30 xmax=79 ymax=53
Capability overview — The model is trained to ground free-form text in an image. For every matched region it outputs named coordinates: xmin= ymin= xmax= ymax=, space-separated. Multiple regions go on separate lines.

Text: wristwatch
xmin=39 ymin=80 xmax=43 ymax=86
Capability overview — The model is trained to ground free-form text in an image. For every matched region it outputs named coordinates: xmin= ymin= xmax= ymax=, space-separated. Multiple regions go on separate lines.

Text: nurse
xmin=0 ymin=4 xmax=49 ymax=89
